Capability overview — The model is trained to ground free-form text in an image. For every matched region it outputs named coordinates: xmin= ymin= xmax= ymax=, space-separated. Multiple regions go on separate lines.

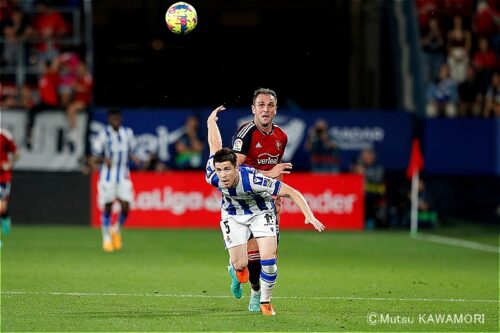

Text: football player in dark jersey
xmin=231 ymin=88 xmax=292 ymax=312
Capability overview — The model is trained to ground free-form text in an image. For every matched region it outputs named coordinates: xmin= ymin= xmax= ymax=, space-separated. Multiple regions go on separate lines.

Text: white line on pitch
xmin=1 ymin=291 xmax=498 ymax=303
xmin=414 ymin=233 xmax=500 ymax=253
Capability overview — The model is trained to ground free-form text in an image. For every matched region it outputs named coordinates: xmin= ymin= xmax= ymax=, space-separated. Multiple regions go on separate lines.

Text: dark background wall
xmin=10 ymin=172 xmax=90 ymax=225
xmin=92 ymin=0 xmax=351 ymax=108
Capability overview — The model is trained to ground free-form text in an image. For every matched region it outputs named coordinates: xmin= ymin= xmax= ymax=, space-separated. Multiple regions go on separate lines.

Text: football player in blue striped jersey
xmin=92 ymin=108 xmax=139 ymax=252
xmin=205 ymin=105 xmax=324 ymax=315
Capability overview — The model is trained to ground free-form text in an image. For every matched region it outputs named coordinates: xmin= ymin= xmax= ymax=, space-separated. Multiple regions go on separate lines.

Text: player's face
xmin=252 ymin=93 xmax=277 ymax=129
xmin=214 ymin=161 xmax=239 ymax=188
xmin=108 ymin=114 xmax=122 ymax=130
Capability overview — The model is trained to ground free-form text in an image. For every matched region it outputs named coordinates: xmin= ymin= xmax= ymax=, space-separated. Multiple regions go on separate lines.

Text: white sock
xmin=251 ymin=288 xmax=261 ymax=297
xmin=259 ymin=258 xmax=277 ymax=303
xmin=101 ymin=226 xmax=111 ymax=243
xmin=112 ymin=222 xmax=121 ymax=234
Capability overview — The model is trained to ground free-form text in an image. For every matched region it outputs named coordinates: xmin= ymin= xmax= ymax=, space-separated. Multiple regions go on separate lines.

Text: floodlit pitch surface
xmin=1 ymin=226 xmax=498 ymax=332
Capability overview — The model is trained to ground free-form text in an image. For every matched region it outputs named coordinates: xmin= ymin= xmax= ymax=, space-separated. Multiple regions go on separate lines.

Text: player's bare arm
xmin=236 ymin=153 xmax=292 ymax=178
xmin=92 ymin=156 xmax=111 ymax=167
xmin=278 ymin=183 xmax=325 ymax=232
xmin=265 ymin=163 xmax=293 ymax=178
xmin=207 ymin=105 xmax=226 ymax=154
xmin=1 ymin=152 xmax=20 ymax=171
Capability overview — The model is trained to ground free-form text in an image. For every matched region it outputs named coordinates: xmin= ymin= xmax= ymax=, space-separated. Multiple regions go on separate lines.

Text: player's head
xmin=214 ymin=148 xmax=239 ymax=188
xmin=107 ymin=107 xmax=122 ymax=130
xmin=251 ymin=88 xmax=277 ymax=129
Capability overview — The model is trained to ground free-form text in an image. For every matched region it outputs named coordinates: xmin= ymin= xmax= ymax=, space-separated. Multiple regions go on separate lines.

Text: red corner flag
xmin=407 ymin=138 xmax=424 ymax=179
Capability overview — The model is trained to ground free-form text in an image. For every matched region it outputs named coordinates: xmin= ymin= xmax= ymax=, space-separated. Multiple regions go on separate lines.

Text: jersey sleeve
xmin=91 ymin=129 xmax=106 ymax=157
xmin=0 ymin=130 xmax=17 ymax=154
xmin=6 ymin=134 xmax=17 ymax=154
xmin=232 ymin=124 xmax=252 ymax=155
xmin=205 ymin=155 xmax=220 ymax=187
xmin=250 ymin=169 xmax=282 ymax=196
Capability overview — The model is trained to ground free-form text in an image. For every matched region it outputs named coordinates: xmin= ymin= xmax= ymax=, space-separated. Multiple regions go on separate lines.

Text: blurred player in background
xmin=231 ymin=88 xmax=291 ymax=311
xmin=0 ymin=128 xmax=20 ymax=247
xmin=206 ymin=105 xmax=324 ymax=315
xmin=91 ymin=108 xmax=138 ymax=252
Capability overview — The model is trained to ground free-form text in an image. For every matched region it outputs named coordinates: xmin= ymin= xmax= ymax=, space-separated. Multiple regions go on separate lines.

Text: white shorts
xmin=220 ymin=212 xmax=277 ymax=249
xmin=98 ymin=180 xmax=134 ymax=206
xmin=0 ymin=183 xmax=11 ymax=200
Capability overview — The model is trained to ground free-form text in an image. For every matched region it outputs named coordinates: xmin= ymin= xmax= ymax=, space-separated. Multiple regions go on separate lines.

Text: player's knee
xmin=231 ymin=258 xmax=248 ymax=271
xmin=0 ymin=202 xmax=7 ymax=215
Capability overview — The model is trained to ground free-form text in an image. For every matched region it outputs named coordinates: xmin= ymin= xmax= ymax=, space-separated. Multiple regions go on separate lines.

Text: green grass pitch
xmin=1 ymin=226 xmax=498 ymax=332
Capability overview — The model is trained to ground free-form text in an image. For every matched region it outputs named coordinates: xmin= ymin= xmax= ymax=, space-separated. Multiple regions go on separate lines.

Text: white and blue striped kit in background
xmin=92 ymin=125 xmax=137 ymax=183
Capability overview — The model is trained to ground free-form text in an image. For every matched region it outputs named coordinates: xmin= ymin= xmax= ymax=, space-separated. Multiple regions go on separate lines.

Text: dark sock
xmin=248 ymin=259 xmax=261 ymax=291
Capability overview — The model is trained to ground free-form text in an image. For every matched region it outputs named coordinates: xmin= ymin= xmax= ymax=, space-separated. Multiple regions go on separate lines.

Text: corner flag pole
xmin=410 ymin=171 xmax=419 ymax=237
xmin=407 ymin=138 xmax=424 ymax=237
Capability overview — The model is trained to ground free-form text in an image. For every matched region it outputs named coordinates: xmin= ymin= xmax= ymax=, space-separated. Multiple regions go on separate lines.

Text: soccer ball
xmin=165 ymin=2 xmax=197 ymax=35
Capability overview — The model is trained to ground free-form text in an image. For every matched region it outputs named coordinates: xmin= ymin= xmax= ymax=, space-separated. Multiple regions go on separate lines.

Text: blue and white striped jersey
xmin=205 ymin=156 xmax=282 ymax=220
xmin=92 ymin=125 xmax=136 ymax=183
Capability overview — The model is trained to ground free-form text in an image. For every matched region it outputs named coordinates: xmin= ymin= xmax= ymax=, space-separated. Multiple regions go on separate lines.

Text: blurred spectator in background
xmin=420 ymin=17 xmax=445 ymax=85
xmin=483 ymin=71 xmax=500 ymax=117
xmin=413 ymin=179 xmax=438 ymax=228
xmin=0 ymin=83 xmax=35 ymax=110
xmin=24 ymin=58 xmax=60 ymax=149
xmin=1 ymin=5 xmax=34 ymax=66
xmin=174 ymin=115 xmax=204 ymax=169
xmin=66 ymin=61 xmax=92 ymax=142
xmin=398 ymin=178 xmax=438 ymax=228
xmin=472 ymin=36 xmax=498 ymax=95
xmin=446 ymin=15 xmax=471 ymax=83
xmin=443 ymin=0 xmax=473 ymax=18
xmin=352 ymin=148 xmax=386 ymax=229
xmin=458 ymin=65 xmax=483 ymax=117
xmin=0 ymin=128 xmax=20 ymax=246
xmin=416 ymin=0 xmax=440 ymax=31
xmin=58 ymin=50 xmax=79 ymax=108
xmin=472 ymin=0 xmax=498 ymax=40
xmin=304 ymin=119 xmax=340 ymax=173
xmin=32 ymin=0 xmax=69 ymax=63
xmin=141 ymin=153 xmax=168 ymax=172
xmin=426 ymin=63 xmax=458 ymax=117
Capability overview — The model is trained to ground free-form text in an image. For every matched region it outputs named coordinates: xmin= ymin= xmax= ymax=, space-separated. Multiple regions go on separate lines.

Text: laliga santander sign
xmin=91 ymin=172 xmax=364 ymax=230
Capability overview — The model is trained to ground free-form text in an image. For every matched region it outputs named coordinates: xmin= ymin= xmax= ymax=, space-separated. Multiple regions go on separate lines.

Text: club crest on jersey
xmin=233 ymin=138 xmax=243 ymax=152
xmin=276 ymin=141 xmax=282 ymax=151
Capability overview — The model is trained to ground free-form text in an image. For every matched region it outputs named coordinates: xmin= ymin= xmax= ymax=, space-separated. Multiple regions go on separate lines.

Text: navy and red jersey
xmin=231 ymin=121 xmax=288 ymax=172
xmin=0 ymin=129 xmax=17 ymax=183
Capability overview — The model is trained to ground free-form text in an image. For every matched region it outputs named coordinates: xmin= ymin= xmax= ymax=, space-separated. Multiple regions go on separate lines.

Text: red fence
xmin=91 ymin=172 xmax=364 ymax=230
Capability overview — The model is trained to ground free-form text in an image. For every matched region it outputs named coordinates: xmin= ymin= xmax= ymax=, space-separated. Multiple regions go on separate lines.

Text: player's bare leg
xmin=227 ymin=244 xmax=249 ymax=299
xmin=256 ymin=236 xmax=278 ymax=315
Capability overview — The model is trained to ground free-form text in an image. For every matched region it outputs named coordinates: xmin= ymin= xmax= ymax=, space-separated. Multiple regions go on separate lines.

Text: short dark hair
xmin=253 ymin=88 xmax=277 ymax=105
xmin=108 ymin=107 xmax=121 ymax=117
xmin=214 ymin=148 xmax=237 ymax=167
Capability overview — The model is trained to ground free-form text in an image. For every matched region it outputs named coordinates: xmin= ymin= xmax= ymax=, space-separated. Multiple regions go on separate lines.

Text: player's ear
xmin=251 ymin=105 xmax=255 ymax=114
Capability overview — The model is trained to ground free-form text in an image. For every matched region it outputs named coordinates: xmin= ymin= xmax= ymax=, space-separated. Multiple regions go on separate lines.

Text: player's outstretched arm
xmin=207 ymin=105 xmax=226 ymax=155
xmin=278 ymin=183 xmax=325 ymax=232
xmin=262 ymin=162 xmax=293 ymax=178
